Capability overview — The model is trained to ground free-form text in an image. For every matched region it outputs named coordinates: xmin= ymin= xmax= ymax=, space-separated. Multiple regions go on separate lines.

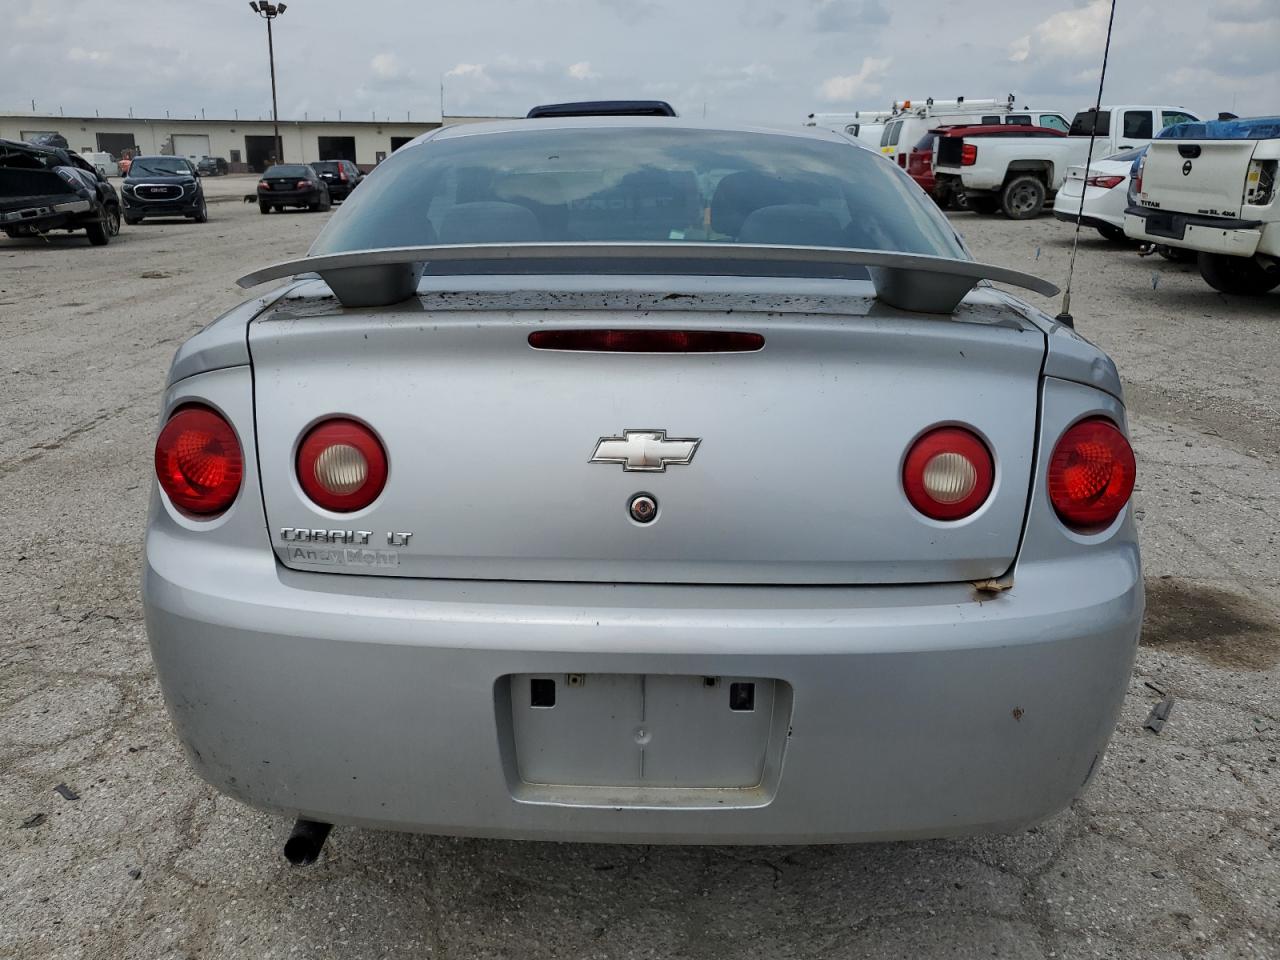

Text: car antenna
xmin=1057 ymin=0 xmax=1117 ymax=331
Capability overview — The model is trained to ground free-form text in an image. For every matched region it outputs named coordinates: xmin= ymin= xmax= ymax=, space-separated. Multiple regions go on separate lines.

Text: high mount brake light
xmin=528 ymin=329 xmax=765 ymax=352
xmin=902 ymin=427 xmax=994 ymax=521
xmin=296 ymin=418 xmax=388 ymax=512
xmin=1047 ymin=418 xmax=1136 ymax=531
xmin=154 ymin=405 xmax=243 ymax=516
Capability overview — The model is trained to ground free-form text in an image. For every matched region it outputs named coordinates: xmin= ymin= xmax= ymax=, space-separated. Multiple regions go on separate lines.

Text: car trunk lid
xmin=249 ymin=279 xmax=1046 ymax=585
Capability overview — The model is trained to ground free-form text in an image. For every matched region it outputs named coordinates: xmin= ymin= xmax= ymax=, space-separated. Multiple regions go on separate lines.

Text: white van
xmin=879 ymin=99 xmax=1071 ymax=168
xmin=806 ymin=111 xmax=894 ymax=149
xmin=80 ymin=150 xmax=119 ymax=178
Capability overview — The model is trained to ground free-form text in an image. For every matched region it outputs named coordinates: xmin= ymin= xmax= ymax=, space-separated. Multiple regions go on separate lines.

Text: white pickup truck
xmin=934 ymin=105 xmax=1199 ymax=219
xmin=1124 ymin=117 xmax=1280 ymax=295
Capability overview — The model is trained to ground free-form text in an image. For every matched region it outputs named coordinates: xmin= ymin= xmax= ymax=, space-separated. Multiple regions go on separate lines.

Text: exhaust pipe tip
xmin=283 ymin=818 xmax=332 ymax=866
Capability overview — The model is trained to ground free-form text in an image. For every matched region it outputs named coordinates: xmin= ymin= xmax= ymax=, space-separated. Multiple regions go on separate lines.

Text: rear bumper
xmin=260 ymin=189 xmax=321 ymax=205
xmin=1054 ymin=210 xmax=1117 ymax=231
xmin=0 ymin=197 xmax=92 ymax=231
xmin=1124 ymin=206 xmax=1279 ymax=257
xmin=144 ymin=525 xmax=1142 ymax=844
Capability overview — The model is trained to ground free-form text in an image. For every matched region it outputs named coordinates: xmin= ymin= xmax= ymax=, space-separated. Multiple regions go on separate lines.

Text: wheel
xmin=192 ymin=199 xmax=208 ymax=223
xmin=3 ymin=227 xmax=19 ymax=238
xmin=969 ymin=195 xmax=1000 ymax=215
xmin=259 ymin=201 xmax=271 ymax=214
xmin=308 ymin=198 xmax=321 ymax=212
xmin=1197 ymin=252 xmax=1280 ymax=296
xmin=949 ymin=189 xmax=969 ymax=212
xmin=86 ymin=204 xmax=118 ymax=245
xmin=321 ymin=192 xmax=332 ymax=211
xmin=1096 ymin=224 xmax=1129 ymax=243
xmin=1000 ymin=175 xmax=1047 ymax=219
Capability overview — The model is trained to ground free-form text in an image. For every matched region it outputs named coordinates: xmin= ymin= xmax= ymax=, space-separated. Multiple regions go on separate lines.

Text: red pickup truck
xmin=908 ymin=124 xmax=1067 ymax=210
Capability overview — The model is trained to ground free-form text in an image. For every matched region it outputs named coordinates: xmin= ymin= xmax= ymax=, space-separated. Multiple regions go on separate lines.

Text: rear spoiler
xmin=235 ymin=242 xmax=1058 ymax=315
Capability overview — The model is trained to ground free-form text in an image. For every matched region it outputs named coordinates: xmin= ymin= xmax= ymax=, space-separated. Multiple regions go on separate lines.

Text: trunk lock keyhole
xmin=629 ymin=493 xmax=658 ymax=524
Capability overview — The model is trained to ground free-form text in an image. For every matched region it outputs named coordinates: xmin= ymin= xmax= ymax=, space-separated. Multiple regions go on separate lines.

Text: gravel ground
xmin=1 ymin=192 xmax=1277 ymax=960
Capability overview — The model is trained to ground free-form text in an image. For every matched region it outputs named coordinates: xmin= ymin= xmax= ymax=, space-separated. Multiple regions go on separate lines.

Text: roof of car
xmin=416 ymin=117 xmax=856 ymax=150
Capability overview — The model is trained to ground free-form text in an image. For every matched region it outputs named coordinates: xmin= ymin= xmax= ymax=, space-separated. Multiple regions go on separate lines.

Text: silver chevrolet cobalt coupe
xmin=143 ymin=117 xmax=1141 ymax=862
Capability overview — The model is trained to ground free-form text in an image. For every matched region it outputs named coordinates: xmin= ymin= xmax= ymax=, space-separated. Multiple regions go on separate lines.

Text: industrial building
xmin=0 ymin=112 xmax=507 ymax=172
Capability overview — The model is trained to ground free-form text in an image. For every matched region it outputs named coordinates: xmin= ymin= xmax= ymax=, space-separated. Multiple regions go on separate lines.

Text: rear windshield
xmin=311 ymin=126 xmax=965 ymax=260
xmin=311 ymin=161 xmax=341 ymax=173
xmin=1070 ymin=111 xmax=1111 ymax=137
xmin=129 ymin=157 xmax=193 ymax=177
xmin=265 ymin=165 xmax=312 ymax=178
xmin=1104 ymin=148 xmax=1145 ymax=163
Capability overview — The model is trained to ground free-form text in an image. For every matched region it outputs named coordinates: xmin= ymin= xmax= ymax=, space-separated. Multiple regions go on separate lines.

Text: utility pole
xmin=249 ymin=2 xmax=288 ymax=163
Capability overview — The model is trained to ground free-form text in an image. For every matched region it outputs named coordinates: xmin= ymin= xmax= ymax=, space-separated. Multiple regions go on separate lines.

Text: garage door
xmin=172 ymin=134 xmax=211 ymax=159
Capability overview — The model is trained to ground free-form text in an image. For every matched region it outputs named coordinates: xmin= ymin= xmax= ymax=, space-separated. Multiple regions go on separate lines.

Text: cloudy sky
xmin=3 ymin=0 xmax=1277 ymax=125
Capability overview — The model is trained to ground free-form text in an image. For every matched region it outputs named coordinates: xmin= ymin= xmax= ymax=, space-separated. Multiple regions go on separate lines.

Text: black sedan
xmin=309 ymin=160 xmax=363 ymax=202
xmin=258 ymin=164 xmax=331 ymax=213
xmin=122 ymin=156 xmax=208 ymax=224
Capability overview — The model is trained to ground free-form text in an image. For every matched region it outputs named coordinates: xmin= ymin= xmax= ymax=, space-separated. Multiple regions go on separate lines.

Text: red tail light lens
xmin=339 ymin=166 xmax=349 ymax=182
xmin=154 ymin=405 xmax=243 ymax=516
xmin=258 ymin=180 xmax=270 ymax=189
xmin=528 ymin=329 xmax=764 ymax=352
xmin=296 ymin=418 xmax=388 ymax=512
xmin=296 ymin=179 xmax=311 ymax=190
xmin=1047 ymin=418 xmax=1136 ymax=530
xmin=902 ymin=427 xmax=995 ymax=521
xmin=898 ymin=153 xmax=908 ymax=168
xmin=1085 ymin=175 xmax=1125 ymax=189
xmin=961 ymin=144 xmax=978 ymax=166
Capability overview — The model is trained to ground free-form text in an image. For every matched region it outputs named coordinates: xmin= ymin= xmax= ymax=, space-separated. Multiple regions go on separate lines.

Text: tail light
xmin=1047 ymin=418 xmax=1136 ymax=531
xmin=898 ymin=153 xmax=907 ymax=168
xmin=296 ymin=179 xmax=311 ymax=190
xmin=1245 ymin=159 xmax=1276 ymax=206
xmin=258 ymin=179 xmax=270 ymax=189
xmin=154 ymin=405 xmax=243 ymax=516
xmin=961 ymin=144 xmax=978 ymax=166
xmin=339 ymin=166 xmax=349 ymax=182
xmin=1085 ymin=174 xmax=1125 ymax=189
xmin=296 ymin=418 xmax=388 ymax=512
xmin=528 ymin=329 xmax=764 ymax=352
xmin=902 ymin=427 xmax=994 ymax=521
xmin=1132 ymin=153 xmax=1147 ymax=196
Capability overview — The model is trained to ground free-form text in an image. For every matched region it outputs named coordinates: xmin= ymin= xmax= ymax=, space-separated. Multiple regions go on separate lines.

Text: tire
xmin=1001 ymin=175 xmax=1047 ymax=219
xmin=969 ymin=195 xmax=1000 ymax=215
xmin=1197 ymin=252 xmax=1280 ymax=296
xmin=192 ymin=199 xmax=208 ymax=223
xmin=949 ymin=189 xmax=969 ymax=212
xmin=1096 ymin=224 xmax=1129 ymax=244
xmin=259 ymin=201 xmax=271 ymax=214
xmin=86 ymin=204 xmax=118 ymax=245
xmin=3 ymin=227 xmax=19 ymax=238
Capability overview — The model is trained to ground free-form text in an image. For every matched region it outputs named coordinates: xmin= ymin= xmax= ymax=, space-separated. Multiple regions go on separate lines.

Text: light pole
xmin=248 ymin=2 xmax=288 ymax=164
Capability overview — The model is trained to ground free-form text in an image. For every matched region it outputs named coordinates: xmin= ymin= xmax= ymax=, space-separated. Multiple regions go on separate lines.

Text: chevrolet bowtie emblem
xmin=590 ymin=429 xmax=701 ymax=472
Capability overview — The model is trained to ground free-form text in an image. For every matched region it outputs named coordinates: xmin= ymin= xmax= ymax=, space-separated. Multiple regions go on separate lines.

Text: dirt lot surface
xmin=2 ymin=194 xmax=1278 ymax=959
